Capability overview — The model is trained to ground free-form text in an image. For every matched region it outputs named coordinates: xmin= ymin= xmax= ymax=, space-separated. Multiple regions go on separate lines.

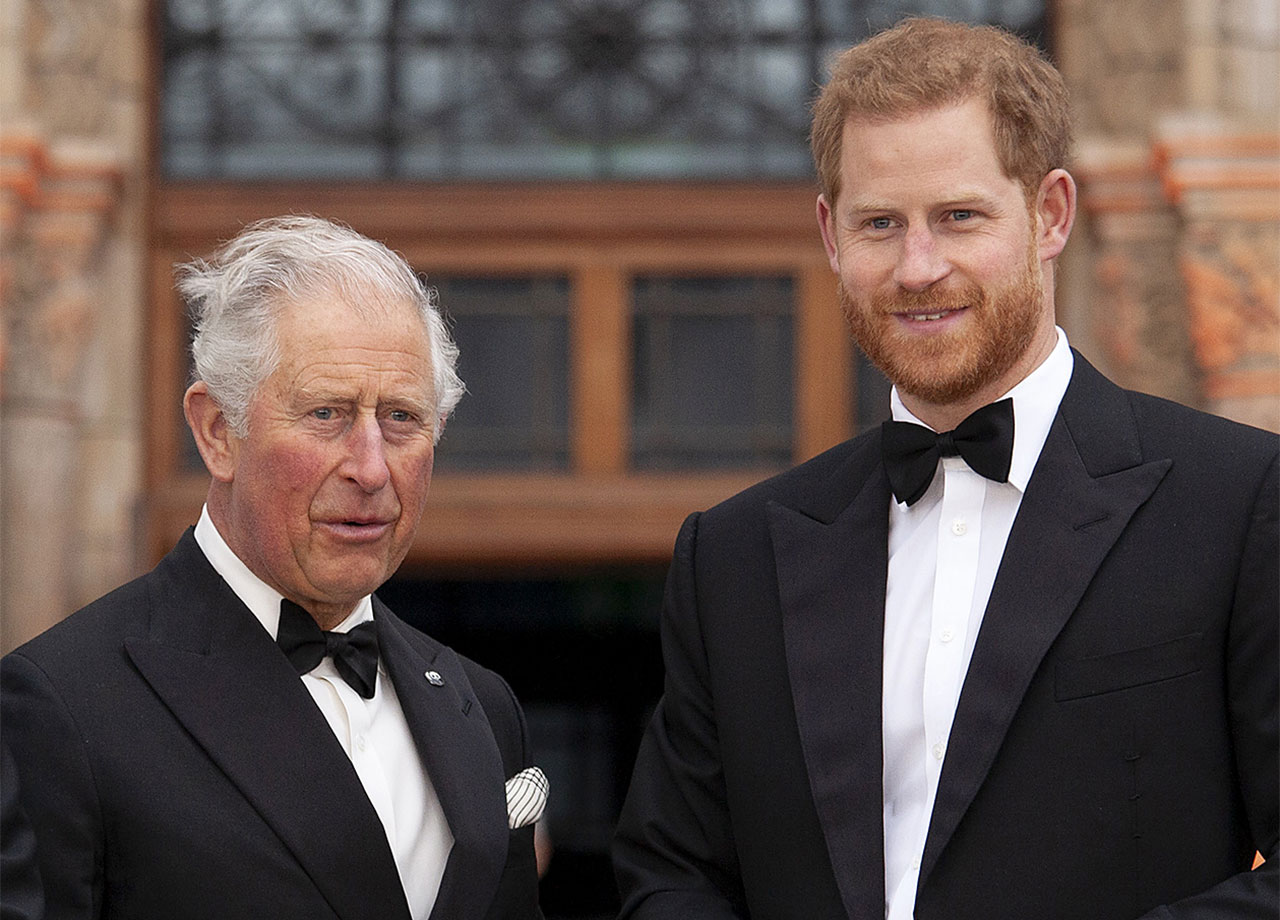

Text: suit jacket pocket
xmin=1055 ymin=632 xmax=1204 ymax=701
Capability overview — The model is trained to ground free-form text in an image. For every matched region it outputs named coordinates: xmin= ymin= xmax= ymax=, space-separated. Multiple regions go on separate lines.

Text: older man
xmin=614 ymin=18 xmax=1277 ymax=920
xmin=2 ymin=216 xmax=545 ymax=920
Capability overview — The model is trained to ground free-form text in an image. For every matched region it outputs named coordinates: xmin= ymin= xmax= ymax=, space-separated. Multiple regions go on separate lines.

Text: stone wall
xmin=0 ymin=0 xmax=146 ymax=651
xmin=1060 ymin=0 xmax=1279 ymax=428
xmin=1161 ymin=120 xmax=1280 ymax=431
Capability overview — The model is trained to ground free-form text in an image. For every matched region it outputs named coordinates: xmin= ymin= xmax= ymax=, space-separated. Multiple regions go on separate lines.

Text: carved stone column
xmin=0 ymin=129 xmax=122 ymax=651
xmin=1 ymin=0 xmax=144 ymax=652
xmin=1073 ymin=140 xmax=1201 ymax=406
xmin=1156 ymin=117 xmax=1280 ymax=431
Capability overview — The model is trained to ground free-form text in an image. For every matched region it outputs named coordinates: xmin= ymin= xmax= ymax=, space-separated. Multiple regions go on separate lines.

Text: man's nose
xmin=344 ymin=414 xmax=391 ymax=492
xmin=892 ymin=227 xmax=950 ymax=292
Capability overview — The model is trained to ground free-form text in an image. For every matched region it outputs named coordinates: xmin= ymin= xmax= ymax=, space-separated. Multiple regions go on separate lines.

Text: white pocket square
xmin=504 ymin=766 xmax=549 ymax=830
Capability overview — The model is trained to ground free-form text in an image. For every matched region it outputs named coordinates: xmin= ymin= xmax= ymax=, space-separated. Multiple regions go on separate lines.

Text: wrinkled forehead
xmin=267 ymin=295 xmax=435 ymax=391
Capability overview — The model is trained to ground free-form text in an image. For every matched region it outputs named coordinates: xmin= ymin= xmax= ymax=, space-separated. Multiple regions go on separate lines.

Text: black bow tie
xmin=880 ymin=398 xmax=1015 ymax=506
xmin=276 ymin=599 xmax=380 ymax=699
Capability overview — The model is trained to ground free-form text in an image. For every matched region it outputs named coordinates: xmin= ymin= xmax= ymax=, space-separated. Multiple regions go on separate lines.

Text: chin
xmin=894 ymin=357 xmax=992 ymax=405
xmin=316 ymin=565 xmax=393 ymax=604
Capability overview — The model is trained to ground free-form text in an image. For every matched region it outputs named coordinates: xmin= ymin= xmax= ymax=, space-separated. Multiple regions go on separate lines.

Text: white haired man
xmin=2 ymin=216 xmax=545 ymax=920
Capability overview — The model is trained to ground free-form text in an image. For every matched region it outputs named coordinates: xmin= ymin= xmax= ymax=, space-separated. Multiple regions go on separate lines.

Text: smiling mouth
xmin=898 ymin=306 xmax=967 ymax=322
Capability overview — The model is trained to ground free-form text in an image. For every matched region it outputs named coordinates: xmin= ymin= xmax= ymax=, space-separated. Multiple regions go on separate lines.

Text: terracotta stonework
xmin=1061 ymin=0 xmax=1279 ymax=432
xmin=1161 ymin=124 xmax=1280 ymax=431
xmin=0 ymin=0 xmax=143 ymax=652
xmin=1073 ymin=141 xmax=1200 ymax=406
xmin=1056 ymin=0 xmax=1186 ymax=138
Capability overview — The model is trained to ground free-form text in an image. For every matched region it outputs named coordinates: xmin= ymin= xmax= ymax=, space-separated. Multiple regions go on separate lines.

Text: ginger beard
xmin=840 ymin=232 xmax=1045 ymax=406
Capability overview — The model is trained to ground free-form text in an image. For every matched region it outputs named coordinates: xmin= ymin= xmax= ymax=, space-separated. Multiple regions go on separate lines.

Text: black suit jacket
xmin=614 ymin=354 xmax=1278 ymax=919
xmin=1 ymin=742 xmax=43 ymax=920
xmin=1 ymin=530 xmax=542 ymax=920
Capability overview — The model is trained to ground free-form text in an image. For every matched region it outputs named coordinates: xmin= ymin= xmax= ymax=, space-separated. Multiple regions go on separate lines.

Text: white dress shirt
xmin=194 ymin=508 xmax=452 ymax=920
xmin=882 ymin=329 xmax=1073 ymax=920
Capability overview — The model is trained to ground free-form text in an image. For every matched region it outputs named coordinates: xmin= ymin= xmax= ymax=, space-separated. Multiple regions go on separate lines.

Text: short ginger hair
xmin=810 ymin=17 xmax=1072 ymax=204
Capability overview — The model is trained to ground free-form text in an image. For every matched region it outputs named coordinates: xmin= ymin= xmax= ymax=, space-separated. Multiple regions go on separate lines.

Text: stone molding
xmin=0 ymin=125 xmax=123 ymax=402
xmin=0 ymin=123 xmax=125 ymax=651
xmin=1075 ymin=123 xmax=1280 ymax=431
xmin=1156 ymin=118 xmax=1280 ymax=430
xmin=1074 ymin=139 xmax=1196 ymax=405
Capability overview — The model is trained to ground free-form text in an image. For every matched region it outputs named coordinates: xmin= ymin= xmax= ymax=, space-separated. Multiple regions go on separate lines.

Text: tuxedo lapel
xmin=123 ymin=532 xmax=411 ymax=920
xmin=769 ymin=436 xmax=889 ymax=920
xmin=919 ymin=355 xmax=1171 ymax=883
xmin=373 ymin=603 xmax=509 ymax=920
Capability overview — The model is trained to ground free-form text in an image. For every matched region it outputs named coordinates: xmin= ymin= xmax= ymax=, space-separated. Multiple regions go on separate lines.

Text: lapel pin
xmin=424 ymin=670 xmax=444 ymax=686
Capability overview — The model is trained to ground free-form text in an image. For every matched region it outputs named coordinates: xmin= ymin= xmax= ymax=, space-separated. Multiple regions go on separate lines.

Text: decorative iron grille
xmin=161 ymin=0 xmax=1047 ymax=180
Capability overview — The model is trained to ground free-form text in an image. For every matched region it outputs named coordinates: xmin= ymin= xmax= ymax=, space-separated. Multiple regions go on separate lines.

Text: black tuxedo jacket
xmin=1 ymin=530 xmax=542 ymax=920
xmin=614 ymin=354 xmax=1278 ymax=919
xmin=2 ymin=741 xmax=43 ymax=920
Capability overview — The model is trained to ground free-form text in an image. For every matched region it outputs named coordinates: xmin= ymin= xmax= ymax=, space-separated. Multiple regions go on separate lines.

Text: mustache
xmin=869 ymin=283 xmax=987 ymax=315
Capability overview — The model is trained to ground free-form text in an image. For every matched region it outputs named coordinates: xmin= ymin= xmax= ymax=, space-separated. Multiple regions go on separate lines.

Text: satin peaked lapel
xmin=919 ymin=357 xmax=1171 ymax=884
xmin=769 ymin=439 xmax=890 ymax=920
xmin=374 ymin=603 xmax=508 ymax=920
xmin=122 ymin=532 xmax=411 ymax=920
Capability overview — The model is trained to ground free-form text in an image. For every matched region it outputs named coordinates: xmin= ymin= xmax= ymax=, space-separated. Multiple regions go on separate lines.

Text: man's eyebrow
xmin=841 ymin=198 xmax=895 ymax=215
xmin=842 ymin=192 xmax=998 ymax=215
xmin=381 ymin=395 xmax=432 ymax=412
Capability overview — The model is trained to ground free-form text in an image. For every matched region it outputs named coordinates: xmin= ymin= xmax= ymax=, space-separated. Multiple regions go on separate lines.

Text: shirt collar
xmin=193 ymin=505 xmax=373 ymax=638
xmin=889 ymin=326 xmax=1074 ymax=493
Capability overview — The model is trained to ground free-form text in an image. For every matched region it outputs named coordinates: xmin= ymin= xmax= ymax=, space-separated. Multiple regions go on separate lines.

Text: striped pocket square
xmin=504 ymin=766 xmax=549 ymax=830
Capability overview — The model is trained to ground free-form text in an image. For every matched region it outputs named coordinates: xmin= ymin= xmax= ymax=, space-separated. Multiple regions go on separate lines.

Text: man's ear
xmin=816 ymin=194 xmax=841 ymax=275
xmin=1035 ymin=168 xmax=1077 ymax=262
xmin=184 ymin=382 xmax=239 ymax=483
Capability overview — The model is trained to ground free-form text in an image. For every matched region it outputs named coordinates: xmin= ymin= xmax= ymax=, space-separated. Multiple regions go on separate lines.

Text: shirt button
xmin=355 ymin=735 xmax=368 ymax=752
xmin=911 ymin=857 xmax=921 ymax=870
xmin=940 ymin=628 xmax=954 ymax=643
xmin=932 ymin=742 xmax=945 ymax=761
xmin=951 ymin=518 xmax=968 ymax=536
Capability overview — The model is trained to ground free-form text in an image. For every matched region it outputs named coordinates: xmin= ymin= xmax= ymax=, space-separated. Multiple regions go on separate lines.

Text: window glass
xmin=433 ymin=276 xmax=572 ymax=471
xmin=631 ymin=275 xmax=793 ymax=470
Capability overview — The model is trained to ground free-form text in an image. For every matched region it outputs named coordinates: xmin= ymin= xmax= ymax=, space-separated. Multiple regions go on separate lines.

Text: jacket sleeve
xmin=1142 ymin=452 xmax=1279 ymax=918
xmin=612 ymin=513 xmax=749 ymax=919
xmin=2 ymin=651 xmax=104 ymax=920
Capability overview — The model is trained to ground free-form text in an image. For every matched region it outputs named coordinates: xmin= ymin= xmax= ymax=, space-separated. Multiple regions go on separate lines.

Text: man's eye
xmin=312 ymin=407 xmax=335 ymax=420
xmin=388 ymin=410 xmax=412 ymax=423
xmin=952 ymin=209 xmax=974 ymax=221
xmin=869 ymin=217 xmax=893 ymax=230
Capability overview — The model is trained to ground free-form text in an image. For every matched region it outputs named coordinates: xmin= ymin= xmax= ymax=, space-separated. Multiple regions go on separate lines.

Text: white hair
xmin=177 ymin=215 xmax=464 ymax=442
